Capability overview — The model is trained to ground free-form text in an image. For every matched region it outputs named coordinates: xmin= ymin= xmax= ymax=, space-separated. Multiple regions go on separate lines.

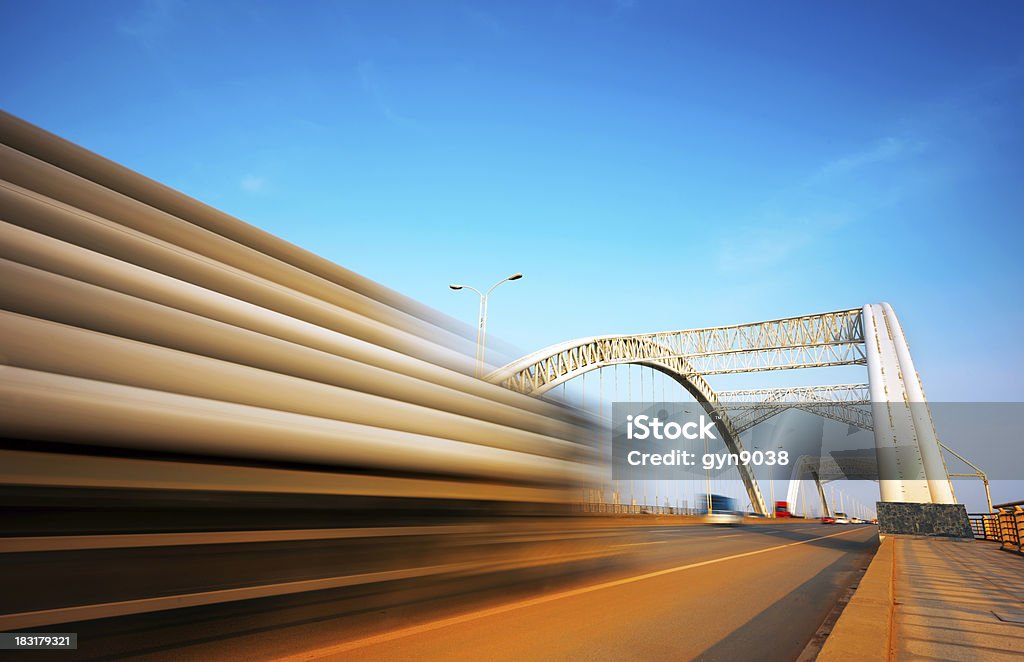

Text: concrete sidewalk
xmin=819 ymin=534 xmax=1024 ymax=661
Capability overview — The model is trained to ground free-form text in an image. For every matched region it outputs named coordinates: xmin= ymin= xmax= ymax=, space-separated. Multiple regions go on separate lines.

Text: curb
xmin=817 ymin=535 xmax=894 ymax=661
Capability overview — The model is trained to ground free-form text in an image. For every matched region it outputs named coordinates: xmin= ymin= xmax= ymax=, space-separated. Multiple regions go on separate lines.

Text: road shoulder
xmin=817 ymin=534 xmax=893 ymax=661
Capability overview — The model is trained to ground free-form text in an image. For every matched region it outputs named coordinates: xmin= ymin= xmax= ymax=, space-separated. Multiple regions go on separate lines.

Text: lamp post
xmin=449 ymin=273 xmax=523 ymax=378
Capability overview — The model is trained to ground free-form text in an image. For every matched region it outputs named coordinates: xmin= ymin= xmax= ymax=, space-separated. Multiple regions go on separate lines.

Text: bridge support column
xmin=811 ymin=472 xmax=831 ymax=518
xmin=876 ymin=502 xmax=973 ymax=538
xmin=881 ymin=304 xmax=955 ymax=504
xmin=863 ymin=304 xmax=954 ymax=504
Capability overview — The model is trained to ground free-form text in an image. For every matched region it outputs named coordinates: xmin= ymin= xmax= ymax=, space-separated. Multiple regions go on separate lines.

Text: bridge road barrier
xmin=969 ymin=513 xmax=1001 ymax=541
xmin=968 ymin=501 xmax=1023 ymax=555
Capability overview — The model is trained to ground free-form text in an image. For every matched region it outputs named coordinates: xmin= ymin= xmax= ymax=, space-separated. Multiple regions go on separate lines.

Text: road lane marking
xmin=610 ymin=540 xmax=672 ymax=547
xmin=281 ymin=527 xmax=869 ymax=660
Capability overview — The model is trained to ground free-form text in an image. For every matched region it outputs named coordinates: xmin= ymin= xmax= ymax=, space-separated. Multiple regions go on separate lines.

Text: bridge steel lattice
xmin=490 ymin=333 xmax=771 ymax=516
xmin=717 ymin=384 xmax=872 ymax=434
xmin=488 ymin=306 xmax=956 ymax=513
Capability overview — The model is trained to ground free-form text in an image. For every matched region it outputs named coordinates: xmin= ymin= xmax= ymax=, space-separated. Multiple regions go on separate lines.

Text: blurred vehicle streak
xmin=0 ymin=110 xmax=615 ymax=651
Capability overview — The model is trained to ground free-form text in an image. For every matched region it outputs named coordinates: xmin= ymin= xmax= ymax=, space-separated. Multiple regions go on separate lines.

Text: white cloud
xmin=817 ymin=137 xmax=927 ymax=179
xmin=708 ymin=134 xmax=931 ymax=274
xmin=240 ymin=174 xmax=266 ymax=193
xmin=712 ymin=211 xmax=851 ymax=273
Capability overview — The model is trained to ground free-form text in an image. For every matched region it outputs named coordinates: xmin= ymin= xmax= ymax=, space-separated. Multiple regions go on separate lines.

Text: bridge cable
xmin=599 ymin=366 xmax=604 ymax=507
xmin=639 ymin=366 xmax=645 ymax=508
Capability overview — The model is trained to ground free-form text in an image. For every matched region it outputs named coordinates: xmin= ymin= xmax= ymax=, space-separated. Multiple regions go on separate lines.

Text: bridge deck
xmin=822 ymin=535 xmax=1024 ymax=660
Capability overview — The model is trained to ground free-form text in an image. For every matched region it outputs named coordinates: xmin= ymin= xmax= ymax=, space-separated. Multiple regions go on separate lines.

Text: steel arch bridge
xmin=487 ymin=304 xmax=955 ymax=516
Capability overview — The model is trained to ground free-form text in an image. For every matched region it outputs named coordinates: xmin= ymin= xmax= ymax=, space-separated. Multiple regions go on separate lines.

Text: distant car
xmin=834 ymin=512 xmax=851 ymax=525
xmin=707 ymin=512 xmax=743 ymax=525
xmin=850 ymin=517 xmax=863 ymax=524
xmin=703 ymin=494 xmax=742 ymax=525
xmin=821 ymin=516 xmax=836 ymax=524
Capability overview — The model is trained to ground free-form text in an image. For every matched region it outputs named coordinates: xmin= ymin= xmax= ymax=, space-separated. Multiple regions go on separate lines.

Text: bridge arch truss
xmin=488 ymin=304 xmax=955 ymax=515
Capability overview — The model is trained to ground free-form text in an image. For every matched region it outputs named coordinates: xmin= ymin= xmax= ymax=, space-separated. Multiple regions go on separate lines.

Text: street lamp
xmin=449 ymin=273 xmax=523 ymax=377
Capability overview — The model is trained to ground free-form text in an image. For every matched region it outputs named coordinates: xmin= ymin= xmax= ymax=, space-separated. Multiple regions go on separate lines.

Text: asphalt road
xmin=96 ymin=522 xmax=879 ymax=662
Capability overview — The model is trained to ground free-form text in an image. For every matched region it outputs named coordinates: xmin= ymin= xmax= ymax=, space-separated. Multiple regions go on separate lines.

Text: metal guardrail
xmin=573 ymin=502 xmax=822 ymax=518
xmin=575 ymin=503 xmax=697 ymax=515
xmin=969 ymin=513 xmax=1001 ymax=540
xmin=969 ymin=500 xmax=1023 ymax=555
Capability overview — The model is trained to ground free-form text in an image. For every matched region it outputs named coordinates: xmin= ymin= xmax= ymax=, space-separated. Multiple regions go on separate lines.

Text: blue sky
xmin=2 ymin=0 xmax=1022 ymax=406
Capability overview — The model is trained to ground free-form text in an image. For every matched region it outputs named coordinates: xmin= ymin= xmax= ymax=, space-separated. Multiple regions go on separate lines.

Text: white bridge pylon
xmin=488 ymin=303 xmax=955 ymax=515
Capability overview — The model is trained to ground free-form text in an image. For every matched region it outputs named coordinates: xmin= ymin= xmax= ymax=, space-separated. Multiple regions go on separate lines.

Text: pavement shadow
xmin=738 ymin=524 xmax=879 ymax=554
xmin=691 ymin=549 xmax=874 ymax=661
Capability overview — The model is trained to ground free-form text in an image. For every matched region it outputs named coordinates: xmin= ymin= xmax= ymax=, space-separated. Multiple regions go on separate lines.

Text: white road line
xmin=611 ymin=540 xmax=672 ymax=547
xmin=278 ymin=527 xmax=868 ymax=660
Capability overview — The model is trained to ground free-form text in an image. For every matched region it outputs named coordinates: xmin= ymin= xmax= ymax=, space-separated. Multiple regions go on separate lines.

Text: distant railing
xmin=969 ymin=501 xmax=1023 ymax=555
xmin=574 ymin=502 xmax=699 ymax=515
xmin=572 ymin=502 xmax=821 ymax=519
